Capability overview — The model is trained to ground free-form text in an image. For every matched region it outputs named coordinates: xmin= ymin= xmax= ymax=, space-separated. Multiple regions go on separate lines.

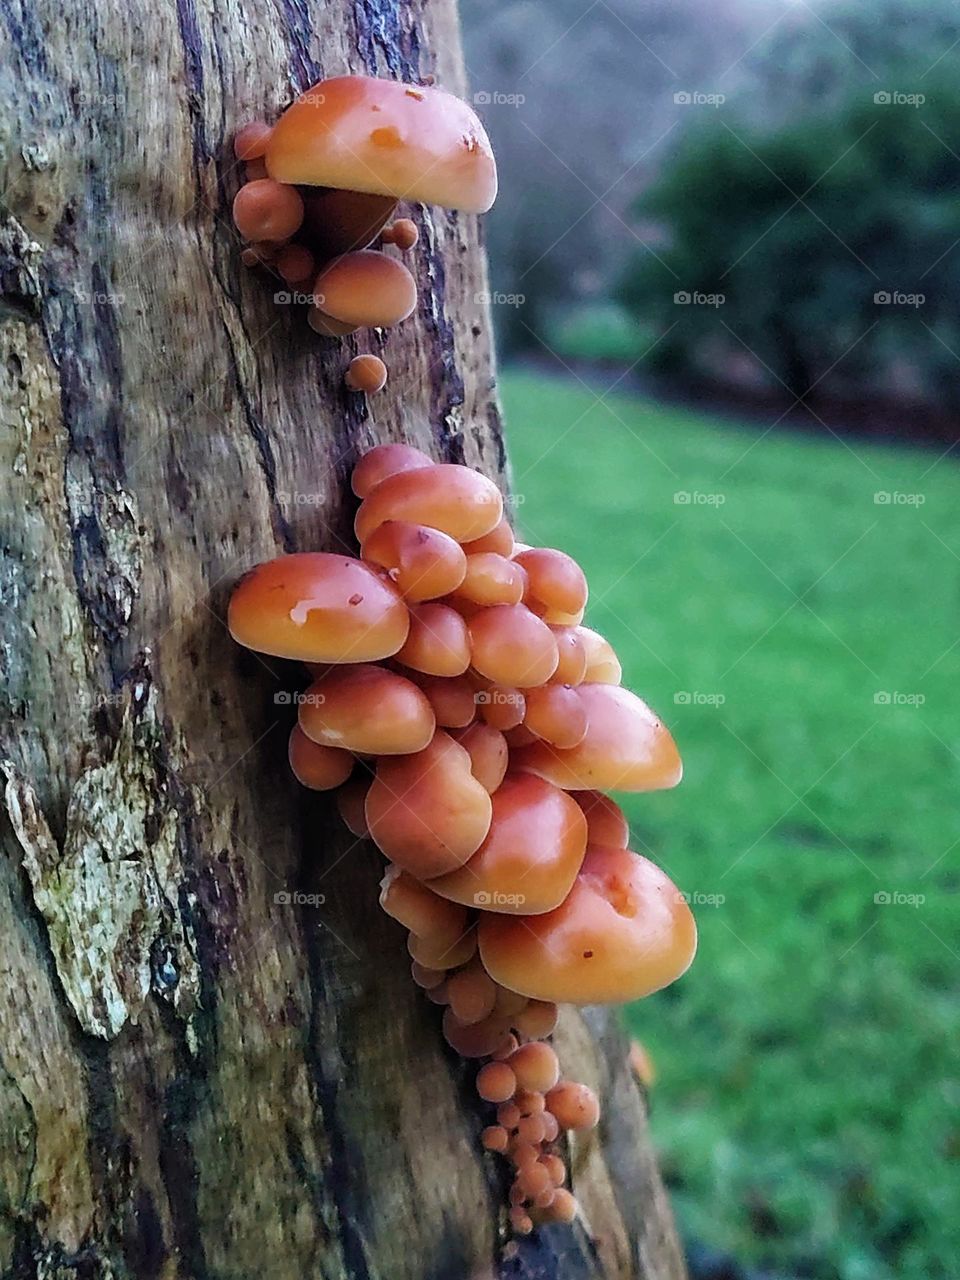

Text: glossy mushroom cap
xmin=232 ymin=179 xmax=304 ymax=242
xmin=298 ymin=664 xmax=434 ymax=755
xmin=288 ymin=725 xmax=354 ymax=790
xmin=571 ymin=790 xmax=630 ymax=848
xmin=228 ymin=552 xmax=409 ymax=662
xmin=428 ymin=773 xmax=588 ymax=914
xmin=468 ymin=604 xmax=559 ymax=688
xmin=449 ymin=720 xmax=509 ymax=793
xmin=351 ymin=443 xmax=433 ymax=498
xmin=512 ymin=683 xmax=682 ymax=792
xmin=361 ymin=520 xmax=467 ymax=602
xmin=365 ymin=730 xmax=493 ymax=878
xmin=576 ymin=626 xmax=622 ymax=685
xmin=354 ymin=463 xmax=504 ymax=544
xmin=313 ymin=250 xmax=417 ymax=329
xmin=395 ymin=603 xmax=471 ymax=676
xmin=266 ymin=75 xmax=498 ymax=214
xmin=345 ymin=354 xmax=388 ymax=393
xmin=478 ymin=845 xmax=697 ymax=1004
xmin=514 ymin=548 xmax=588 ymax=622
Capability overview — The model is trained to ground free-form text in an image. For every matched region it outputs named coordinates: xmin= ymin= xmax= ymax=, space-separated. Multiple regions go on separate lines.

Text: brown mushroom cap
xmin=395 ymin=602 xmax=471 ymax=677
xmin=288 ymin=725 xmax=354 ymax=791
xmin=354 ymin=463 xmax=504 ymax=544
xmin=298 ymin=663 xmax=434 ymax=755
xmin=345 ymin=354 xmax=388 ymax=393
xmin=576 ymin=625 xmax=622 ymax=685
xmin=512 ymin=683 xmax=682 ymax=792
xmin=428 ymin=773 xmax=587 ymax=915
xmin=361 ymin=519 xmax=467 ymax=602
xmin=468 ymin=604 xmax=559 ymax=688
xmin=228 ymin=552 xmax=410 ymax=662
xmin=232 ymin=178 xmax=305 ymax=242
xmin=478 ymin=845 xmax=698 ymax=1004
xmin=571 ymin=790 xmax=630 ymax=848
xmin=313 ymin=250 xmax=417 ymax=328
xmin=351 ymin=443 xmax=434 ymax=498
xmin=266 ymin=75 xmax=498 ymax=214
xmin=448 ymin=720 xmax=509 ymax=794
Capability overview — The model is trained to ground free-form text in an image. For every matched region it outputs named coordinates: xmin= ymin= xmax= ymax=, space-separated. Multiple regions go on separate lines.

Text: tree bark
xmin=0 ymin=2 xmax=688 ymax=1278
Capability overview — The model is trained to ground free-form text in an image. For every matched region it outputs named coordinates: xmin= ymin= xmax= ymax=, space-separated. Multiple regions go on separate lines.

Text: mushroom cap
xmin=266 ymin=75 xmax=498 ymax=213
xmin=232 ymin=178 xmax=305 ymax=242
xmin=462 ymin=517 xmax=515 ymax=559
xmin=361 ymin=519 xmax=467 ymax=602
xmin=514 ymin=547 xmax=588 ymax=621
xmin=468 ymin=604 xmax=559 ymax=688
xmin=522 ymin=683 xmax=588 ymax=749
xmin=351 ymin=443 xmax=434 ymax=498
xmin=479 ymin=845 xmax=697 ymax=1004
xmin=298 ymin=663 xmax=434 ymax=755
xmin=512 ymin=683 xmax=682 ymax=792
xmin=287 ymin=725 xmax=354 ymax=791
xmin=395 ymin=602 xmax=471 ymax=676
xmin=313 ymin=250 xmax=416 ymax=328
xmin=428 ymin=773 xmax=587 ymax=914
xmin=449 ymin=720 xmax=509 ymax=794
xmin=228 ymin=552 xmax=410 ymax=662
xmin=570 ymin=790 xmax=630 ymax=848
xmin=379 ymin=864 xmax=468 ymax=946
xmin=365 ymin=730 xmax=493 ymax=878
xmin=454 ymin=552 xmax=526 ymax=606
xmin=354 ymin=462 xmax=504 ymax=544
xmin=345 ymin=354 xmax=388 ymax=393
xmin=576 ymin=626 xmax=622 ymax=685
xmin=549 ymin=625 xmax=588 ymax=686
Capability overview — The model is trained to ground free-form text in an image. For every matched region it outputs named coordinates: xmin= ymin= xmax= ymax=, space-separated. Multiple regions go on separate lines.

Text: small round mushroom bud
xmin=516 ymin=1160 xmax=551 ymax=1200
xmin=491 ymin=1032 xmax=520 ymax=1061
xmin=345 ymin=354 xmax=387 ymax=394
xmin=480 ymin=846 xmax=697 ymax=1004
xmin=234 ymin=121 xmax=273 ymax=160
xmin=396 ymin=603 xmax=471 ymax=677
xmin=366 ymin=731 xmax=492 ymax=878
xmin=476 ymin=1061 xmax=517 ymax=1103
xmin=509 ymin=1043 xmax=560 ymax=1094
xmin=454 ymin=553 xmax=526 ymax=607
xmin=446 ymin=957 xmax=497 ymax=1025
xmin=509 ymin=1208 xmax=533 ymax=1236
xmin=477 ymin=684 xmax=526 ymax=731
xmin=411 ymin=961 xmax=446 ymax=990
xmin=514 ymin=548 xmax=588 ymax=622
xmin=512 ymin=684 xmax=682 ymax=792
xmin=523 ymin=684 xmax=588 ymax=749
xmin=571 ymin=790 xmax=630 ymax=848
xmin=299 ymin=664 xmax=434 ymax=755
xmin=361 ymin=520 xmax=467 ymax=603
xmin=469 ymin=605 xmax=559 ymax=688
xmin=351 ymin=443 xmax=434 ymax=498
xmin=312 ymin=250 xmax=417 ymax=333
xmin=517 ymin=1114 xmax=546 ymax=1146
xmin=549 ymin=626 xmax=588 ymax=686
xmin=379 ymin=865 xmax=470 ymax=947
xmin=497 ymin=1101 xmax=521 ymax=1130
xmin=462 ymin=517 xmax=515 ymax=559
xmin=288 ymin=725 xmax=353 ymax=790
xmin=415 ymin=675 xmax=476 ymax=728
xmin=541 ymin=1154 xmax=566 ymax=1185
xmin=442 ymin=1008 xmax=512 ymax=1058
xmin=382 ymin=218 xmax=419 ymax=250
xmin=228 ymin=552 xmax=409 ymax=663
xmin=509 ymin=1141 xmax=539 ymax=1168
xmin=300 ymin=187 xmax=398 ymax=259
xmin=448 ymin=721 xmax=509 ymax=794
xmin=233 ymin=179 xmax=305 ymax=242
xmin=244 ymin=157 xmax=269 ymax=181
xmin=541 ymin=1112 xmax=560 ymax=1144
xmin=410 ymin=928 xmax=477 ymax=971
xmin=576 ymin=626 xmax=622 ymax=685
xmin=545 ymin=1081 xmax=600 ymax=1131
xmin=513 ymin=1089 xmax=546 ymax=1117
xmin=355 ymin=463 xmax=504 ymax=545
xmin=514 ymin=1001 xmax=558 ymax=1039
xmin=336 ymin=776 xmax=371 ymax=837
xmin=481 ymin=1125 xmax=509 ymax=1153
xmin=276 ymin=243 xmax=315 ymax=285
xmin=427 ymin=773 xmax=588 ymax=915
xmin=266 ymin=75 xmax=497 ymax=214
xmin=542 ymin=1188 xmax=577 ymax=1224
xmin=533 ymin=1187 xmax=556 ymax=1211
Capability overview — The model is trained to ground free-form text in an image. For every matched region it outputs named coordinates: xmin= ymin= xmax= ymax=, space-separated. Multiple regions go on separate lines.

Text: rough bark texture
xmin=0 ymin=1 xmax=688 ymax=1277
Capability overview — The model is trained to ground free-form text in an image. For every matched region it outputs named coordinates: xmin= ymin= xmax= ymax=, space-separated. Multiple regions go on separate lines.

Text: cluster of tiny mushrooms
xmin=229 ymin=74 xmax=696 ymax=1237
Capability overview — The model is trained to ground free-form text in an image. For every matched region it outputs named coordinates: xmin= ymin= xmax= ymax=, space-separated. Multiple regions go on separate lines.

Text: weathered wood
xmin=0 ymin=2 xmax=688 ymax=1277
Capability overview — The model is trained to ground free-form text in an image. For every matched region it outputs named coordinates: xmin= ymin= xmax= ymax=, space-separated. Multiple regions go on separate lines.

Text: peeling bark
xmin=0 ymin=1 xmax=688 ymax=1277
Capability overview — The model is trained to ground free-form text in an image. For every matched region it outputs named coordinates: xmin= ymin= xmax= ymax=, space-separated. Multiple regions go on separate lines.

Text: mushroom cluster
xmin=229 ymin=445 xmax=697 ymax=1234
xmin=231 ymin=75 xmax=497 ymax=392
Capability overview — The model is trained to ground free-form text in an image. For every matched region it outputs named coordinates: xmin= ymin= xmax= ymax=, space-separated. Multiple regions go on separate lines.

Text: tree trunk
xmin=0 ymin=2 xmax=688 ymax=1277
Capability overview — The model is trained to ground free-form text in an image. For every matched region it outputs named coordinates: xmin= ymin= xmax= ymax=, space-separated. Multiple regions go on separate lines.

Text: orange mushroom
xmin=266 ymin=75 xmax=497 ymax=214
xmin=571 ymin=790 xmax=630 ymax=848
xmin=479 ymin=845 xmax=697 ymax=1004
xmin=468 ymin=604 xmax=559 ymax=688
xmin=448 ymin=720 xmax=509 ymax=793
xmin=298 ymin=664 xmax=434 ymax=755
xmin=228 ymin=553 xmax=409 ymax=663
xmin=379 ymin=864 xmax=469 ymax=951
xmin=549 ymin=625 xmax=588 ymax=686
xmin=514 ymin=547 xmax=588 ymax=622
xmin=453 ymin=552 xmax=526 ymax=606
xmin=287 ymin=725 xmax=354 ymax=791
xmin=395 ymin=602 xmax=471 ymax=677
xmin=232 ymin=178 xmax=304 ymax=242
xmin=345 ymin=354 xmax=388 ymax=393
xmin=234 ymin=121 xmax=273 ymax=160
xmin=522 ymin=683 xmax=588 ymax=749
xmin=576 ymin=625 xmax=622 ymax=685
xmin=335 ymin=775 xmax=371 ymax=837
xmin=462 ymin=517 xmax=515 ymax=559
xmin=512 ymin=683 xmax=682 ymax=792
xmin=365 ymin=730 xmax=492 ymax=878
xmin=361 ymin=520 xmax=467 ymax=602
xmin=311 ymin=249 xmax=416 ymax=335
xmin=351 ymin=442 xmax=434 ymax=498
xmin=381 ymin=217 xmax=419 ymax=251
xmin=428 ymin=773 xmax=587 ymax=915
xmin=413 ymin=674 xmax=476 ymax=728
xmin=355 ymin=463 xmax=504 ymax=544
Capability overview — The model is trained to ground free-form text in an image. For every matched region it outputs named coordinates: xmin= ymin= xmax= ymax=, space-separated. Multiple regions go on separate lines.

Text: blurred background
xmin=459 ymin=2 xmax=959 ymax=1277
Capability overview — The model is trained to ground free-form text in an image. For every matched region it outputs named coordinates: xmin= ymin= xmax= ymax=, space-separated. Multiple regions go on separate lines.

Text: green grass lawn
xmin=500 ymin=368 xmax=960 ymax=1280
